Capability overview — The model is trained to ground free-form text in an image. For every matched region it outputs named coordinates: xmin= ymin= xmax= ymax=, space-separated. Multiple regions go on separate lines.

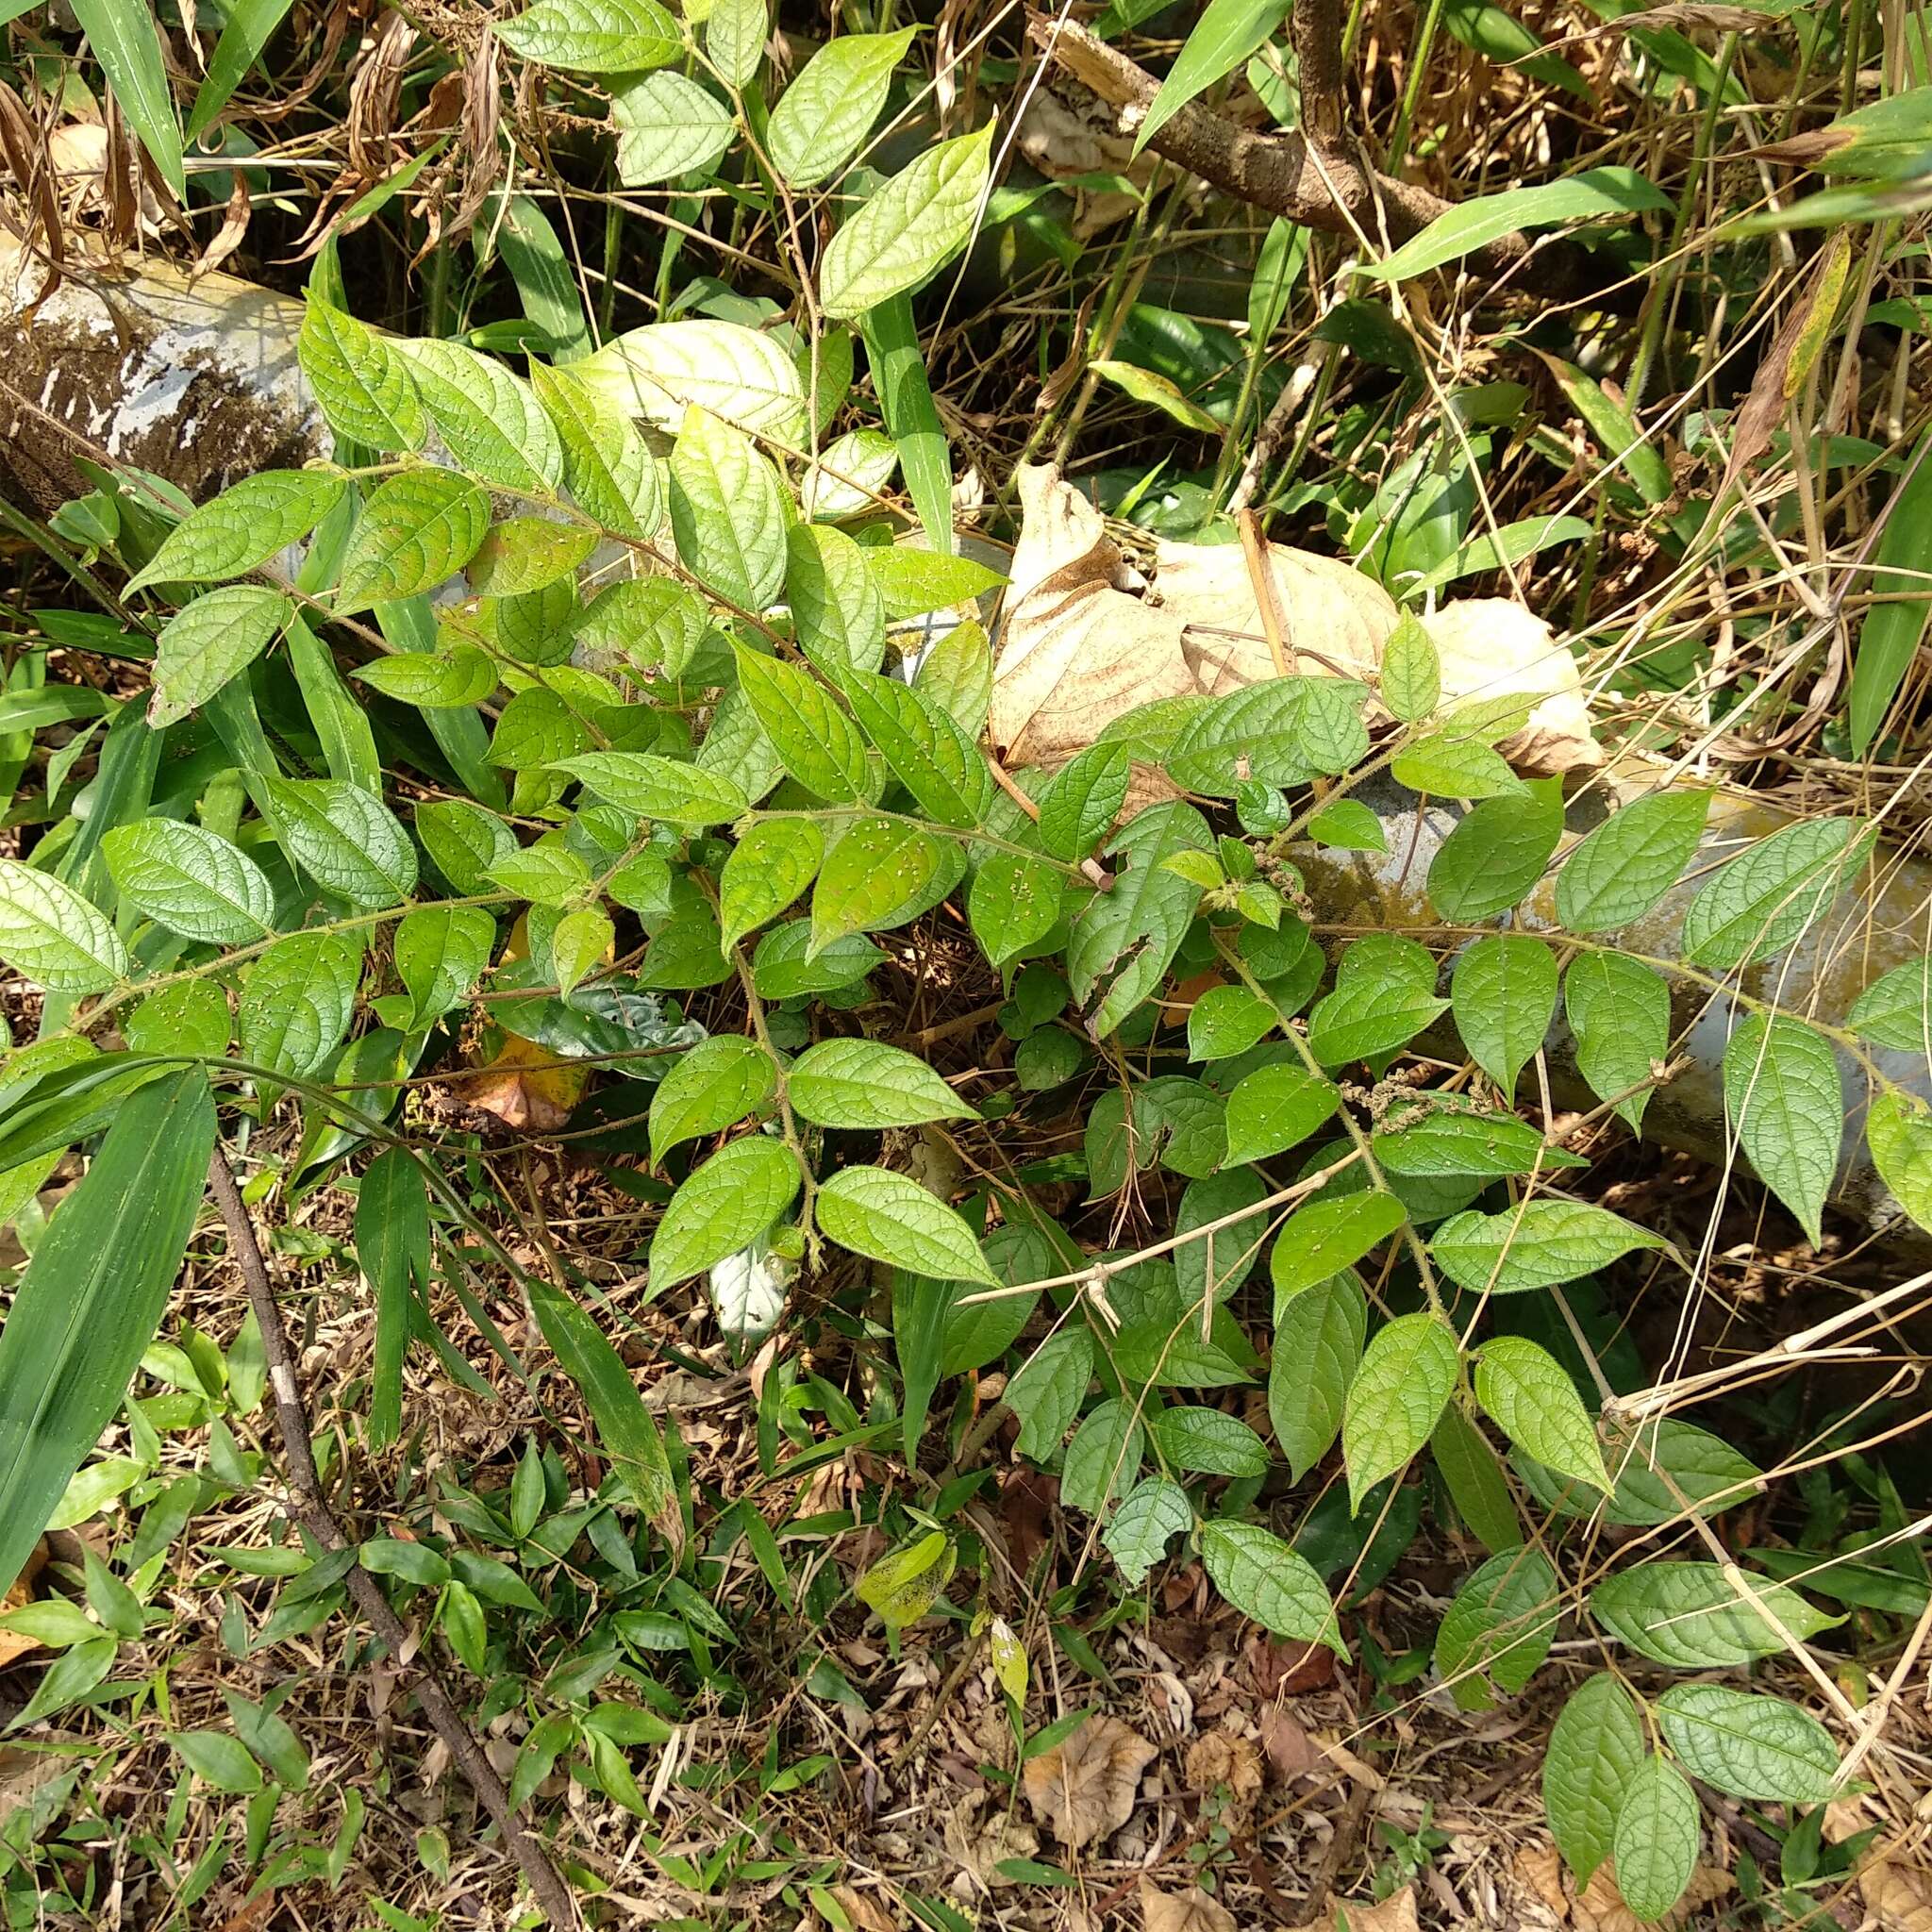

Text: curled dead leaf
xmin=458 ymin=1031 xmax=587 ymax=1132
xmin=1141 ymin=1878 xmax=1237 ymax=1932
xmin=1182 ymin=1729 xmax=1263 ymax=1832
xmin=1335 ymin=1886 xmax=1419 ymax=1932
xmin=1021 ymin=1713 xmax=1159 ymax=1848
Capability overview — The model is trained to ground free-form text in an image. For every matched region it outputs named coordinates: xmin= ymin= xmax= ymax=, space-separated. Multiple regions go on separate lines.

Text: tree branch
xmin=207 ymin=1147 xmax=580 ymax=1929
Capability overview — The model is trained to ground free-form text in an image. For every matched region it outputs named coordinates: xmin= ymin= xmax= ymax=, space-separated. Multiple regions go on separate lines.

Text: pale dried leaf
xmin=1573 ymin=1859 xmax=1731 ymax=1932
xmin=1335 ymin=1886 xmax=1419 ymax=1932
xmin=1512 ymin=1843 xmax=1571 ymax=1925
xmin=1863 ymin=1856 xmax=1932 ymax=1931
xmin=1015 ymin=92 xmax=1156 ymax=238
xmin=944 ymin=1801 xmax=1041 ymax=1890
xmin=825 ymin=1885 xmax=898 ymax=1932
xmin=1424 ymin=600 xmax=1603 ymax=774
xmin=1021 ymin=1713 xmax=1159 ymax=1847
xmin=1182 ymin=1729 xmax=1262 ymax=1830
xmin=1141 ymin=1880 xmax=1237 ymax=1932
xmin=1258 ymin=1706 xmax=1321 ymax=1780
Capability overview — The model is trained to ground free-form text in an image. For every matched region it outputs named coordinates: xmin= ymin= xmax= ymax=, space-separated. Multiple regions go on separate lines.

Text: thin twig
xmin=207 ymin=1147 xmax=580 ymax=1928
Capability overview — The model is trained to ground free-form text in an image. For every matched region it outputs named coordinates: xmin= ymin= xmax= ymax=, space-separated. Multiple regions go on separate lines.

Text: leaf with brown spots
xmin=1022 ymin=1714 xmax=1158 ymax=1848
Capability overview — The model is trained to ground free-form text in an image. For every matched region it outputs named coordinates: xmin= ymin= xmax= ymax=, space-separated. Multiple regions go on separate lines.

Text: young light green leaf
xmin=649 ymin=1038 xmax=777 ymax=1169
xmin=149 ymin=586 xmax=294 ymax=726
xmin=1722 ymin=1012 xmax=1840 ymax=1245
xmin=497 ymin=0 xmax=682 ymax=71
xmin=1007 ymin=1328 xmax=1093 ymax=1461
xmin=788 ymin=1040 xmax=972 ymax=1129
xmin=1610 ymin=1757 xmax=1699 ymax=1925
xmin=1427 ymin=779 xmax=1563 ymax=922
xmin=530 ymin=362 xmax=662 ymax=540
xmin=1390 ymin=731 xmax=1526 ymax=799
xmin=103 ymin=820 xmax=276 ymax=944
xmin=1474 ymin=1337 xmax=1609 ymax=1493
xmin=733 ymin=646 xmax=873 ymax=803
xmin=1104 ymin=1477 xmax=1192 ymax=1586
xmin=238 ymin=931 xmax=361 ymax=1077
xmin=705 ymin=0 xmax=764 ymax=86
xmin=1867 ymin=1089 xmax=1932 ymax=1232
xmin=1268 ymin=1271 xmax=1365 ymax=1481
xmin=1366 ymin=168 xmax=1669 ymax=282
xmin=1564 ymin=951 xmax=1670 ymax=1130
xmin=126 ymin=472 xmax=346 ymax=591
xmin=816 ymin=1165 xmax=996 ymax=1284
xmin=1342 ymin=1312 xmax=1458 ymax=1510
xmin=393 ymin=338 xmax=562 ymax=492
xmin=648 ymin=1136 xmax=801 ymax=1289
xmin=354 ymin=642 xmax=498 ymax=708
xmin=1655 ymin=1686 xmax=1838 ymax=1804
xmin=1848 ymin=953 xmax=1932 ymax=1052
xmin=553 ymin=751 xmax=750 ymax=827
xmin=1434 ymin=1545 xmax=1559 ymax=1707
xmin=550 ymin=906 xmax=611 ymax=999
xmin=336 ymin=471 xmax=491 ymax=614
xmin=767 ymin=28 xmax=916 ymax=185
xmin=1137 ymin=0 xmax=1288 ymax=157
xmin=298 ymin=301 xmax=425 ymax=452
xmin=265 ymin=778 xmax=417 ymax=908
xmin=836 ymin=668 xmax=991 ymax=827
xmin=1680 ymin=816 xmax=1873 ymax=968
xmin=1554 ymin=790 xmax=1711 ymax=932
xmin=1270 ymin=1192 xmax=1407 ymax=1307
xmin=1200 ymin=1521 xmax=1347 ymax=1656
xmin=1590 ymin=1561 xmax=1840 ymax=1668
xmin=1430 ymin=1200 xmax=1667 ymax=1294
xmin=1306 ymin=797 xmax=1386 ymax=852
xmin=819 ymin=125 xmax=995 ymax=319
xmin=612 ymin=69 xmax=735 ymax=186
xmin=1381 ymin=610 xmax=1441 ymax=722
xmin=1544 ymin=1673 xmax=1645 ymax=1885
xmin=809 ymin=816 xmax=961 ymax=953
xmin=786 ymin=525 xmax=887 ymax=675
xmin=575 ymin=319 xmax=807 ymax=440
xmin=863 ymin=545 xmax=1005 ymax=621
xmin=720 ymin=819 xmax=824 ymax=949
xmin=0 ymin=859 xmax=129 ymax=992
xmin=1223 ymin=1062 xmax=1341 ymax=1165
xmin=666 ymin=408 xmax=787 ymax=611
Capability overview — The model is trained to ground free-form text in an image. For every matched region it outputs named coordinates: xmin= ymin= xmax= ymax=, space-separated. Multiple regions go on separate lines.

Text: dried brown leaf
xmin=1335 ymin=1886 xmax=1418 ymax=1932
xmin=1021 ymin=1713 xmax=1159 ymax=1848
xmin=1141 ymin=1879 xmax=1237 ymax=1932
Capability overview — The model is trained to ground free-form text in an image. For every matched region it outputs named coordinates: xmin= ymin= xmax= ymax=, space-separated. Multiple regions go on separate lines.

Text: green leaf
xmin=969 ymin=850 xmax=1064 ymax=970
xmin=1374 ymin=1109 xmax=1582 ymax=1179
xmin=1060 ymin=1398 xmax=1145 ymax=1513
xmin=649 ymin=1037 xmax=777 ymax=1169
xmin=497 ymin=0 xmax=681 ymax=71
xmin=68 ymin=0 xmax=184 ymax=196
xmin=527 ymin=1276 xmax=677 ymax=1524
xmin=1270 ymin=1193 xmax=1407 ymax=1307
xmin=127 ymin=472 xmax=347 ymax=592
xmin=809 ymin=816 xmax=961 ymax=952
xmin=1307 ymin=944 xmax=1449 ymax=1068
xmin=354 ymin=642 xmax=498 ymax=708
xmin=1520 ymin=1416 xmax=1762 ymax=1527
xmin=767 ymin=28 xmax=916 ymax=186
xmin=1223 ymin=1063 xmax=1341 ymax=1165
xmin=1268 ymin=1271 xmax=1365 ymax=1481
xmin=554 ymin=752 xmax=749 ymax=827
xmin=575 ymin=319 xmax=807 ymax=440
xmin=265 ymin=778 xmax=417 ymax=908
xmin=224 ymin=1690 xmax=310 ymax=1789
xmin=856 ymin=1532 xmax=955 ymax=1632
xmin=1341 ymin=1312 xmax=1457 ymax=1511
xmin=188 ymin=0 xmax=298 ymax=136
xmin=786 ymin=525 xmax=887 ymax=675
xmin=1590 ymin=1562 xmax=1840 ymax=1667
xmin=1410 ymin=513 xmax=1593 ymax=597
xmin=864 ymin=546 xmax=1005 ymax=621
xmin=1104 ymin=1477 xmax=1192 ymax=1585
xmin=394 ymin=339 xmax=562 ymax=492
xmin=1306 ymin=797 xmax=1386 ymax=852
xmin=751 ymin=920 xmax=883 ymax=998
xmin=815 ymin=1166 xmax=996 ymax=1283
xmin=336 ymin=472 xmax=491 ymax=614
xmin=612 ymin=68 xmax=735 ymax=186
xmin=1722 ymin=1013 xmax=1840 ymax=1245
xmin=1655 ymin=1686 xmax=1838 ymax=1804
xmin=1431 ymin=1200 xmax=1666 ymax=1294
xmin=1151 ymin=1406 xmax=1270 ymax=1475
xmin=734 ymin=646 xmax=872 ymax=802
xmin=1429 ymin=1400 xmax=1520 ymax=1553
xmin=1544 ymin=1673 xmax=1645 ymax=1885
xmin=1088 ymin=359 xmax=1222 ymax=434
xmin=149 ymin=586 xmax=293 ymax=727
xmin=1199 ymin=1521 xmax=1346 ymax=1657
xmin=1166 ymin=678 xmax=1370 ymax=794
xmin=1681 ymin=817 xmax=1874 ymax=969
xmin=705 ymin=0 xmax=764 ymax=85
xmin=1188 ymin=985 xmax=1275 ymax=1061
xmin=531 ymin=365 xmax=662 ymax=544
xmin=1851 ymin=413 xmax=1932 ymax=751
xmin=0 ymin=859 xmax=128 ymax=992
xmin=551 ymin=906 xmax=612 ymax=999
xmin=789 ymin=1040 xmax=972 ymax=1129
xmin=1434 ymin=1546 xmax=1559 ymax=1708
xmin=298 ymin=302 xmax=425 ymax=452
xmin=467 ymin=520 xmax=598 ymax=601
xmin=648 ymin=1136 xmax=801 ymax=1289
xmin=720 ymin=819 xmax=824 ymax=949
xmin=103 ymin=820 xmax=276 ymax=944
xmin=1008 ymin=1328 xmax=1093 ymax=1460
xmin=1390 ymin=732 xmax=1526 ymax=799
xmin=1037 ymin=744 xmax=1130 ymax=862
xmin=418 ymin=799 xmax=515 ymax=893
xmin=170 ymin=1730 xmax=262 ymax=1794
xmin=391 ymin=904 xmax=494 ymax=1027
xmin=818 ymin=125 xmax=996 ymax=319
xmin=1070 ymin=802 xmax=1212 ymax=1036
xmin=1849 ymin=953 xmax=1932 ymax=1052
xmin=0 ymin=1071 xmax=215 ymax=1592
xmin=237 ymin=931 xmax=362 ymax=1078
xmin=668 ymin=408 xmax=788 ymax=610
xmin=1554 ymin=790 xmax=1711 ymax=932
xmin=1474 ymin=1337 xmax=1608 ymax=1492
xmin=1137 ymin=0 xmax=1288 ymax=156
xmin=1426 ymin=780 xmax=1563 ymax=921
xmin=1366 ymin=168 xmax=1669 ymax=281
xmin=1867 ymin=1089 xmax=1932 ymax=1231
xmin=1610 ymin=1757 xmax=1699 ymax=1924
xmin=1381 ymin=610 xmax=1441 ymax=722
xmin=1563 ymin=951 xmax=1669 ymax=1130
xmin=836 ymin=668 xmax=991 ymax=828
xmin=356 ymin=1147 xmax=427 ymax=1451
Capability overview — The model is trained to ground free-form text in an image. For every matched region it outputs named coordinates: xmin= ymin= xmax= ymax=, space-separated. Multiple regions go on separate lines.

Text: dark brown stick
xmin=1030 ymin=14 xmax=1623 ymax=306
xmin=207 ymin=1147 xmax=580 ymax=1928
xmin=1291 ymin=0 xmax=1348 ymax=150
